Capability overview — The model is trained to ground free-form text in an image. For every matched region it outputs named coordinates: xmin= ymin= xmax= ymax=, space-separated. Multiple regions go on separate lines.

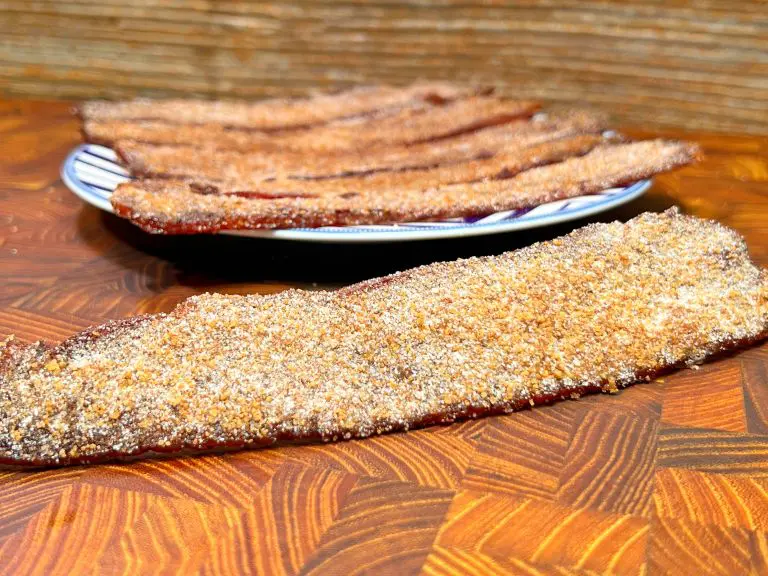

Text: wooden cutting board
xmin=1 ymin=100 xmax=767 ymax=575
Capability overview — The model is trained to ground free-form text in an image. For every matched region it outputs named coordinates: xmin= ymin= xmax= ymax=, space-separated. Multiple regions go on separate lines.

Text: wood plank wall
xmin=1 ymin=1 xmax=766 ymax=134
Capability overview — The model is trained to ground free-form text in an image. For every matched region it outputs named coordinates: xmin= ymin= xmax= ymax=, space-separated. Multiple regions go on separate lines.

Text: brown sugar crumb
xmin=0 ymin=209 xmax=766 ymax=467
xmin=44 ymin=359 xmax=61 ymax=373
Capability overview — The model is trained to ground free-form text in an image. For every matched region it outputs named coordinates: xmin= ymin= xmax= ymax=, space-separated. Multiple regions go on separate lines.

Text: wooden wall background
xmin=0 ymin=0 xmax=766 ymax=134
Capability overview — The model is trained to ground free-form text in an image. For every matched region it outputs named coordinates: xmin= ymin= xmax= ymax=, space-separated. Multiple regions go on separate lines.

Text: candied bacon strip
xmin=111 ymin=140 xmax=698 ymax=234
xmin=113 ymin=96 xmax=540 ymax=177
xmin=256 ymin=96 xmax=540 ymax=153
xmin=1 ymin=210 xmax=766 ymax=466
xmin=115 ymin=109 xmax=604 ymax=181
xmin=82 ymin=119 xmax=272 ymax=149
xmin=83 ymin=94 xmax=532 ymax=151
xmin=153 ymin=133 xmax=611 ymax=199
xmin=79 ymin=82 xmax=483 ymax=130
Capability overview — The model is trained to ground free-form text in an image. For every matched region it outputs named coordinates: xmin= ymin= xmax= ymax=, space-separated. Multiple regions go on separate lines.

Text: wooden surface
xmin=1 ymin=1 xmax=768 ymax=135
xmin=1 ymin=100 xmax=768 ymax=575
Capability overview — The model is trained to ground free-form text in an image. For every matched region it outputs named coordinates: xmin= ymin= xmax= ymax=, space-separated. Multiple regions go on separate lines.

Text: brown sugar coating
xmin=80 ymin=83 xmax=697 ymax=234
xmin=114 ymin=108 xmax=597 ymax=181
xmin=85 ymin=95 xmax=536 ymax=152
xmin=130 ymin=133 xmax=609 ymax=201
xmin=112 ymin=139 xmax=698 ymax=233
xmin=2 ymin=210 xmax=766 ymax=467
xmin=79 ymin=82 xmax=481 ymax=131
xmin=237 ymin=96 xmax=539 ymax=153
xmin=189 ymin=133 xmax=610 ymax=197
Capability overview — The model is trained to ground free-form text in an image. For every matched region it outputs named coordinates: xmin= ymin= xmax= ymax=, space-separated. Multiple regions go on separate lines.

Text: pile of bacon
xmin=79 ymin=83 xmax=699 ymax=234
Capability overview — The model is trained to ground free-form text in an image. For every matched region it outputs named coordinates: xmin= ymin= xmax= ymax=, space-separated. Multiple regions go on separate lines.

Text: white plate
xmin=62 ymin=144 xmax=651 ymax=243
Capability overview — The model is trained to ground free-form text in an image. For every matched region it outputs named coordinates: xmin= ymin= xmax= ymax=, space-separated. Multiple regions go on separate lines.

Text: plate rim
xmin=61 ymin=144 xmax=651 ymax=244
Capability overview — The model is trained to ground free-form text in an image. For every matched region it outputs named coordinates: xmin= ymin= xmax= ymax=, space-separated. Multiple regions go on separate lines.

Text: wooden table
xmin=1 ymin=100 xmax=767 ymax=575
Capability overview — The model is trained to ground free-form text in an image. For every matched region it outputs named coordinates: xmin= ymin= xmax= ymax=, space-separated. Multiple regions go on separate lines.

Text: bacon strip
xmin=163 ymin=133 xmax=610 ymax=199
xmin=111 ymin=98 xmax=538 ymax=170
xmin=83 ymin=119 xmax=272 ymax=149
xmin=2 ymin=209 xmax=766 ymax=466
xmin=112 ymin=140 xmax=698 ymax=234
xmin=79 ymin=82 xmax=483 ymax=131
xmin=84 ymin=95 xmax=534 ymax=151
xmin=115 ymin=109 xmax=604 ymax=181
xmin=239 ymin=96 xmax=539 ymax=153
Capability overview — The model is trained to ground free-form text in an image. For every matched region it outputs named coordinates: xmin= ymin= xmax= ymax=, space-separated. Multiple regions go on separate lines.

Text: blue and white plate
xmin=62 ymin=144 xmax=651 ymax=243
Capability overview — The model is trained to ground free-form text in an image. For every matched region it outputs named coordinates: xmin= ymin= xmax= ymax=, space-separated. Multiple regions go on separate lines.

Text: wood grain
xmin=647 ymin=515 xmax=756 ymax=576
xmin=434 ymin=491 xmax=649 ymax=574
xmin=0 ymin=99 xmax=767 ymax=574
xmin=1 ymin=1 xmax=767 ymax=134
xmin=661 ymin=363 xmax=747 ymax=433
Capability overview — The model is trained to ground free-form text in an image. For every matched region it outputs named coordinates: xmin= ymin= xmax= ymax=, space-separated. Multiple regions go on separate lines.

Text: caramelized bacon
xmin=77 ymin=84 xmax=697 ymax=235
xmin=159 ymin=133 xmax=609 ymax=199
xmin=115 ymin=109 xmax=604 ymax=181
xmin=1 ymin=210 xmax=765 ymax=466
xmin=79 ymin=82 xmax=482 ymax=131
xmin=84 ymin=95 xmax=535 ymax=151
xmin=112 ymin=140 xmax=698 ymax=234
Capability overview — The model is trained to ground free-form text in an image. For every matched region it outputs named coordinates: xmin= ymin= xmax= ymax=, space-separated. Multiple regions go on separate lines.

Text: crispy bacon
xmin=114 ymin=109 xmax=603 ymax=182
xmin=79 ymin=82 xmax=484 ymax=131
xmin=1 ymin=210 xmax=766 ymax=466
xmin=84 ymin=95 xmax=534 ymax=151
xmin=77 ymin=84 xmax=697 ymax=235
xmin=142 ymin=133 xmax=609 ymax=200
xmin=112 ymin=140 xmax=698 ymax=234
